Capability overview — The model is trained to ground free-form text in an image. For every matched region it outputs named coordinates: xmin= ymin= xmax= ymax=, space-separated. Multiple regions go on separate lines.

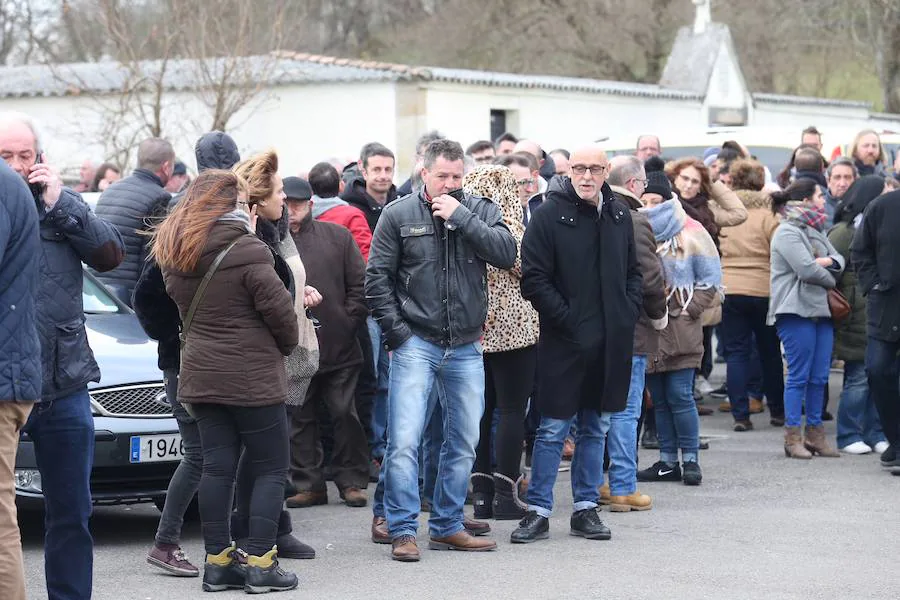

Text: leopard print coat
xmin=463 ymin=165 xmax=540 ymax=353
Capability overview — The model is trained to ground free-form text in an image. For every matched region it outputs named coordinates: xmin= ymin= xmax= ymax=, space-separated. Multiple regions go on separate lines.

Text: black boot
xmin=510 ymin=510 xmax=549 ymax=544
xmin=201 ymin=544 xmax=246 ymax=592
xmin=570 ymin=508 xmax=611 ymax=540
xmin=275 ymin=510 xmax=316 ymax=559
xmin=244 ymin=547 xmax=298 ymax=594
xmin=492 ymin=473 xmax=527 ymax=520
xmin=470 ymin=472 xmax=493 ymax=519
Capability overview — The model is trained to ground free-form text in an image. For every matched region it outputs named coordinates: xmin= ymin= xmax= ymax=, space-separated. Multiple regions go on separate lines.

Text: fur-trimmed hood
xmin=734 ymin=189 xmax=772 ymax=211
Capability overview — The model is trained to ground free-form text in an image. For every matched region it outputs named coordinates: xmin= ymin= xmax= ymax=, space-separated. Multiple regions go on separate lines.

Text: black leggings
xmin=193 ymin=402 xmax=288 ymax=556
xmin=473 ymin=345 xmax=537 ymax=487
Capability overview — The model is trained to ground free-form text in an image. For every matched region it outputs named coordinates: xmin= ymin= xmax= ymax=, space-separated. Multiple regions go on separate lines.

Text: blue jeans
xmin=383 ymin=335 xmax=484 ymax=539
xmin=607 ymin=355 xmax=646 ymax=496
xmin=367 ymin=316 xmax=390 ymax=460
xmin=836 ymin=360 xmax=886 ymax=448
xmin=22 ymin=389 xmax=94 ymax=600
xmin=775 ymin=315 xmax=833 ymax=428
xmin=646 ymin=368 xmax=700 ymax=464
xmin=527 ymin=410 xmax=610 ymax=518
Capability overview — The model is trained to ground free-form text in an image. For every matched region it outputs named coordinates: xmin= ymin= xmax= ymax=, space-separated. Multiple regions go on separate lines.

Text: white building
xmin=0 ymin=6 xmax=895 ymax=178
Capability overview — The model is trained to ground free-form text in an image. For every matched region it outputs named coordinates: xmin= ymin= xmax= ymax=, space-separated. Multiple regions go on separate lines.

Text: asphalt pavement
xmin=20 ymin=368 xmax=899 ymax=600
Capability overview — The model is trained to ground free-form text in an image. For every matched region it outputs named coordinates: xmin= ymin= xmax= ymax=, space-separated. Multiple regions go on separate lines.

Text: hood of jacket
xmin=195 ymin=131 xmax=241 ymax=172
xmin=734 ymin=189 xmax=772 ymax=210
xmin=311 ymin=195 xmax=349 ymax=219
xmin=610 ymin=184 xmax=642 ymax=210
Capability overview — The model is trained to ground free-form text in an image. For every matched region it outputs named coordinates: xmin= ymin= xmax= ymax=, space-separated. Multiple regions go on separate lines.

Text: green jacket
xmin=828 ymin=222 xmax=867 ymax=361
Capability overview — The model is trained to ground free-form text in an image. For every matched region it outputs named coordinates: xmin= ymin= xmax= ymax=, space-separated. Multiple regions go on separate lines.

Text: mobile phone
xmin=29 ymin=152 xmax=46 ymax=202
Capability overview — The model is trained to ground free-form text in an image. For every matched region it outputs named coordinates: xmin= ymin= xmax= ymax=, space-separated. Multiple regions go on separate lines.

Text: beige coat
xmin=700 ymin=181 xmax=747 ymax=326
xmin=720 ymin=190 xmax=780 ymax=298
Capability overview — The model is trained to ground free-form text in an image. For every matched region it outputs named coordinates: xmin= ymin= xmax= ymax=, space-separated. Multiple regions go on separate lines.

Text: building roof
xmin=659 ymin=23 xmax=732 ymax=96
xmin=752 ymin=92 xmax=871 ymax=109
xmin=0 ymin=52 xmax=701 ymax=101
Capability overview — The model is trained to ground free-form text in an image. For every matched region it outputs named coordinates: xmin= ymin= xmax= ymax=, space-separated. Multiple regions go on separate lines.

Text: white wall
xmin=752 ymin=102 xmax=873 ymax=133
xmin=422 ymin=83 xmax=705 ymax=154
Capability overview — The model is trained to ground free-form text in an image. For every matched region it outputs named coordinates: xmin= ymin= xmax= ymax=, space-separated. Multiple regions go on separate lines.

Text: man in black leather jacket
xmin=365 ymin=139 xmax=515 ymax=561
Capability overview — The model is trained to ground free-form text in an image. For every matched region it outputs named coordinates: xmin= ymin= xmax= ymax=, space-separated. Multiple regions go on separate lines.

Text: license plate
xmin=130 ymin=434 xmax=184 ymax=463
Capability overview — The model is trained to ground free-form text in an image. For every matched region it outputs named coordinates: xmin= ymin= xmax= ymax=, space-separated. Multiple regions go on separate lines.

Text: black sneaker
xmin=881 ymin=445 xmax=899 ymax=468
xmin=710 ymin=384 xmax=728 ymax=398
xmin=682 ymin=462 xmax=703 ymax=486
xmin=637 ymin=461 xmax=681 ymax=482
xmin=570 ymin=508 xmax=611 ymax=540
xmin=244 ymin=548 xmax=298 ymax=594
xmin=510 ymin=510 xmax=549 ymax=544
xmin=640 ymin=428 xmax=660 ymax=450
xmin=202 ymin=549 xmax=247 ymax=592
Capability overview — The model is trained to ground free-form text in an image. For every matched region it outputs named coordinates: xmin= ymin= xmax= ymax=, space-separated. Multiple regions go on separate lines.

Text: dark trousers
xmin=193 ymin=403 xmax=288 ymax=556
xmin=354 ymin=323 xmax=376 ymax=454
xmin=699 ymin=325 xmax=715 ymax=379
xmin=22 ymin=389 xmax=94 ymax=600
xmin=866 ymin=337 xmax=900 ymax=447
xmin=291 ymin=366 xmax=369 ymax=493
xmin=721 ymin=295 xmax=786 ymax=421
xmin=473 ymin=346 xmax=537 ymax=487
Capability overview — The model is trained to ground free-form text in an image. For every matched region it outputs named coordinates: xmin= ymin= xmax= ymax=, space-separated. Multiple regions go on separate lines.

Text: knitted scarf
xmin=780 ymin=202 xmax=826 ymax=232
xmin=641 ymin=199 xmax=722 ymax=309
xmin=277 ymin=233 xmax=319 ymax=406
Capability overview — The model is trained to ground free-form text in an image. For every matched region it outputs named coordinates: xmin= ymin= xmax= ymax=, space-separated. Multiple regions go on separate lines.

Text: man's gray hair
xmin=608 ymin=155 xmax=645 ymax=186
xmin=0 ymin=111 xmax=44 ymax=153
xmin=422 ymin=139 xmax=464 ymax=169
xmin=415 ymin=130 xmax=445 ymax=157
xmin=137 ymin=137 xmax=175 ymax=172
xmin=826 ymin=156 xmax=858 ymax=180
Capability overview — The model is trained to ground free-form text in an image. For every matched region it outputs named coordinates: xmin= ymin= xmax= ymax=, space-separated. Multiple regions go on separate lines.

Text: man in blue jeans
xmin=1 ymin=111 xmax=125 ymax=599
xmin=513 ymin=146 xmax=642 ymax=543
xmin=365 ymin=139 xmax=515 ymax=561
xmin=603 ymin=156 xmax=668 ymax=512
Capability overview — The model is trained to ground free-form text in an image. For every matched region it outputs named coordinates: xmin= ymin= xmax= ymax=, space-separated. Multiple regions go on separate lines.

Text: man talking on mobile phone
xmin=365 ymin=139 xmax=515 ymax=561
xmin=0 ymin=111 xmax=124 ymax=600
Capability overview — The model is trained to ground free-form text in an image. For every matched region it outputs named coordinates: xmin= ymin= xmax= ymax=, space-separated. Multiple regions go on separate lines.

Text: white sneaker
xmin=840 ymin=441 xmax=873 ymax=455
xmin=696 ymin=377 xmax=714 ymax=396
xmin=873 ymin=441 xmax=890 ymax=454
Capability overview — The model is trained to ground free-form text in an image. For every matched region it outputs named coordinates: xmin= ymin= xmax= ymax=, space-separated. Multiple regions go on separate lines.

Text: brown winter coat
xmin=163 ymin=219 xmax=299 ymax=406
xmin=646 ymin=288 xmax=719 ymax=374
xmin=611 ymin=186 xmax=668 ymax=355
xmin=720 ymin=190 xmax=779 ymax=298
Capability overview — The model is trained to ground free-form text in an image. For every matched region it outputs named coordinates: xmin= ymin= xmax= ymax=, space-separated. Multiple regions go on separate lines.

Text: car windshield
xmin=83 ymin=274 xmax=120 ymax=314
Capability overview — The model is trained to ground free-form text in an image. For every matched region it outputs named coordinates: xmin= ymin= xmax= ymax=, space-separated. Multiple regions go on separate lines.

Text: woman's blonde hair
xmin=233 ymin=150 xmax=279 ymax=206
xmin=149 ymin=169 xmax=247 ymax=272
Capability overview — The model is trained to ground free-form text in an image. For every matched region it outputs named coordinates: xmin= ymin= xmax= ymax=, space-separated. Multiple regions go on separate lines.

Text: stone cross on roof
xmin=693 ymin=0 xmax=711 ymax=34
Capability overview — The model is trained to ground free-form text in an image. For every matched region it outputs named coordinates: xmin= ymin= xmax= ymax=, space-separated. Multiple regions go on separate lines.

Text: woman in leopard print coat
xmin=463 ymin=164 xmax=539 ymax=520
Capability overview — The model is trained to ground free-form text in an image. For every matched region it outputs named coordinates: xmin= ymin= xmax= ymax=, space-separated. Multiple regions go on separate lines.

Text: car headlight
xmin=14 ymin=469 xmax=42 ymax=493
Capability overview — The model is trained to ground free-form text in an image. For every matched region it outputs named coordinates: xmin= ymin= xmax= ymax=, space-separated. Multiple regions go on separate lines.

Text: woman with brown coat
xmin=155 ymin=170 xmax=300 ymax=594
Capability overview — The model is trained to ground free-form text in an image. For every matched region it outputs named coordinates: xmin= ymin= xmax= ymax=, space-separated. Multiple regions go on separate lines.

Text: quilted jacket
xmin=0 ymin=162 xmax=41 ymax=402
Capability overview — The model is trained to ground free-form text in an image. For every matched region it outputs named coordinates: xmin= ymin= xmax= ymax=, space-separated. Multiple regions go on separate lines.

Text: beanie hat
xmin=643 ymin=156 xmax=672 ymax=198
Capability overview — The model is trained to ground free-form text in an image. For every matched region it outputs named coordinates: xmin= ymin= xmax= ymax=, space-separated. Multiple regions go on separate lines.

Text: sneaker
xmin=682 ymin=462 xmax=703 ymax=486
xmin=510 ymin=510 xmax=550 ymax=544
xmin=696 ymin=377 xmax=715 ymax=396
xmin=840 ymin=441 xmax=873 ymax=455
xmin=640 ymin=428 xmax=660 ymax=450
xmin=873 ymin=441 xmax=890 ymax=454
xmin=710 ymin=384 xmax=728 ymax=399
xmin=244 ymin=547 xmax=298 ymax=594
xmin=570 ymin=508 xmax=611 ymax=540
xmin=637 ymin=461 xmax=682 ymax=482
xmin=733 ymin=420 xmax=754 ymax=432
xmin=202 ymin=544 xmax=246 ymax=592
xmin=881 ymin=445 xmax=899 ymax=468
xmin=147 ymin=544 xmax=199 ymax=577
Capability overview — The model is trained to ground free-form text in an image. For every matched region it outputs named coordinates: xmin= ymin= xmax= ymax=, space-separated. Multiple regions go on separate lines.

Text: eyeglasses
xmin=474 ymin=156 xmax=495 ymax=163
xmin=571 ymin=164 xmax=608 ymax=176
xmin=515 ymin=178 xmax=534 ymax=187
xmin=630 ymin=177 xmax=648 ymax=188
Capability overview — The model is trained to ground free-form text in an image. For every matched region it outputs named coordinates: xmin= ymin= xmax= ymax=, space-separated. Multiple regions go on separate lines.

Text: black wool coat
xmin=521 ymin=177 xmax=642 ymax=419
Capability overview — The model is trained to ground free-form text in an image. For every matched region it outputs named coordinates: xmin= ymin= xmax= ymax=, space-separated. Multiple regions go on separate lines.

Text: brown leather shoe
xmin=339 ymin=487 xmax=368 ymax=508
xmin=718 ymin=400 xmax=731 ymax=412
xmin=391 ymin=535 xmax=420 ymax=562
xmin=371 ymin=516 xmax=390 ymax=544
xmin=428 ymin=531 xmax=497 ymax=552
xmin=463 ymin=516 xmax=491 ymax=536
xmin=608 ymin=491 xmax=653 ymax=512
xmin=285 ymin=490 xmax=327 ymax=508
xmin=697 ymin=405 xmax=714 ymax=416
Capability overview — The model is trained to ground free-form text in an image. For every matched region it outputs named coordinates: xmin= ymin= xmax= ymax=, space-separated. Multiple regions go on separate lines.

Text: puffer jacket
xmin=163 ymin=218 xmax=298 ymax=406
xmin=829 ymin=221 xmax=865 ymax=360
xmin=0 ymin=162 xmax=41 ymax=402
xmin=720 ymin=190 xmax=779 ymax=298
xmin=93 ymin=168 xmax=171 ymax=305
xmin=36 ymin=187 xmax=125 ymax=401
xmin=366 ymin=190 xmax=517 ymax=349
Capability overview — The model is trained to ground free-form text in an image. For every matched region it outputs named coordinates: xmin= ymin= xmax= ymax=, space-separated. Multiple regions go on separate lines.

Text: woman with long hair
xmin=637 ymin=188 xmax=722 ymax=486
xmin=90 ymin=162 xmax=121 ymax=192
xmin=768 ymin=178 xmax=844 ymax=459
xmin=463 ymin=164 xmax=539 ymax=520
xmin=154 ymin=169 xmax=300 ymax=593
xmin=829 ymin=176 xmax=891 ymax=454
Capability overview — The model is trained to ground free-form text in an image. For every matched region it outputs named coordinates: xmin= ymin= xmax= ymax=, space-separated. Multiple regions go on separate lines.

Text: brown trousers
xmin=0 ymin=402 xmax=34 ymax=600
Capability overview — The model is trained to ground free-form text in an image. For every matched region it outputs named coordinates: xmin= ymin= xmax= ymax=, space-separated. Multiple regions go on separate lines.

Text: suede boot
xmin=784 ymin=427 xmax=812 ymax=459
xmin=804 ymin=424 xmax=840 ymax=457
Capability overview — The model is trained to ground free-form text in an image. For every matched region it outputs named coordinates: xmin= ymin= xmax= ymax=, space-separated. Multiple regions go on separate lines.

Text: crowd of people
xmin=2 ymin=108 xmax=900 ymax=598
